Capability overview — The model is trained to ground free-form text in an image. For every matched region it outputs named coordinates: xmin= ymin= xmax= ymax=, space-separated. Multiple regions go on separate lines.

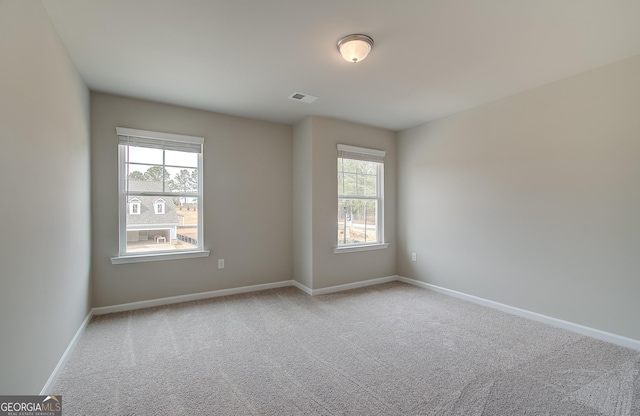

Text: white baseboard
xmin=92 ymin=276 xmax=398 ymax=316
xmin=292 ymin=280 xmax=313 ymax=295
xmin=40 ymin=309 xmax=93 ymax=395
xmin=91 ymin=275 xmax=401 ymax=317
xmin=92 ymin=280 xmax=294 ymax=315
xmin=311 ymin=275 xmax=398 ymax=296
xmin=398 ymin=276 xmax=640 ymax=352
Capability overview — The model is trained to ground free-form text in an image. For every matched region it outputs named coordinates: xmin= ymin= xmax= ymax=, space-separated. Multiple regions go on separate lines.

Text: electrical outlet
xmin=411 ymin=253 xmax=417 ymax=262
xmin=218 ymin=259 xmax=225 ymax=269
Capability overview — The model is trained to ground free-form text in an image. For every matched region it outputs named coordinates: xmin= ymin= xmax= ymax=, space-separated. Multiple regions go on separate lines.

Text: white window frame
xmin=334 ymin=144 xmax=389 ymax=254
xmin=111 ymin=127 xmax=210 ymax=264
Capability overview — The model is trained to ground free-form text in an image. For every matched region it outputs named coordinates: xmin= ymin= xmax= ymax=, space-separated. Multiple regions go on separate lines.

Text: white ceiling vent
xmin=288 ymin=92 xmax=318 ymax=104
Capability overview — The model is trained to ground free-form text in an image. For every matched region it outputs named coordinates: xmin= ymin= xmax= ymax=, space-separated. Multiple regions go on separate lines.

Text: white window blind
xmin=116 ymin=127 xmax=203 ymax=154
xmin=337 ymin=144 xmax=385 ymax=163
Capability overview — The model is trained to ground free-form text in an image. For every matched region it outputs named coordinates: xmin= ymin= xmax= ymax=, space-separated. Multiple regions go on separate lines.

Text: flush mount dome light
xmin=337 ymin=34 xmax=374 ymax=63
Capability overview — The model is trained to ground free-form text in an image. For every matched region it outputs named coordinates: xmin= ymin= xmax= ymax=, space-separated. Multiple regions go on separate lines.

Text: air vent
xmin=288 ymin=92 xmax=318 ymax=104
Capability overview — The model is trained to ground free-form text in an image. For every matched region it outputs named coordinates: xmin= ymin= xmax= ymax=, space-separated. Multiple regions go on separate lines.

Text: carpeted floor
xmin=53 ymin=282 xmax=640 ymax=415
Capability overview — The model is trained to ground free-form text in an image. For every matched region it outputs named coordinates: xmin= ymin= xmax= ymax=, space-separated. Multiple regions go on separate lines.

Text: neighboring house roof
xmin=127 ymin=181 xmax=179 ymax=225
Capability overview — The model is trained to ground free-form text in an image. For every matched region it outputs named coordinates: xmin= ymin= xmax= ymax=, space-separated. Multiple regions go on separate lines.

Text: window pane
xmin=337 ymin=198 xmax=378 ymax=245
xmin=127 ymin=146 xmax=163 ymax=164
xmin=356 ymin=160 xmax=369 ymax=174
xmin=125 ymin=194 xmax=199 ymax=253
xmin=166 ymin=167 xmax=198 ymax=193
xmin=338 ymin=199 xmax=352 ymax=245
xmin=357 ymin=174 xmax=366 ymax=196
xmin=125 ymin=164 xmax=147 ymax=181
xmin=342 ymin=173 xmax=357 ymax=196
xmin=342 ymin=158 xmax=357 ymax=173
xmin=339 ymin=159 xmax=380 ymax=197
xmin=125 ymin=194 xmax=176 ymax=253
xmin=364 ymin=199 xmax=377 ymax=237
xmin=175 ymin=197 xmax=199 ymax=249
xmin=365 ymin=175 xmax=377 ymax=197
xmin=126 ymin=164 xmax=168 ymax=192
xmin=165 ymin=150 xmax=198 ymax=168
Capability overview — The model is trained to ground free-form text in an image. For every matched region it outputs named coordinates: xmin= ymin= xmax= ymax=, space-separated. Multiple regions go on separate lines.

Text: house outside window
xmin=112 ymin=127 xmax=209 ymax=264
xmin=336 ymin=144 xmax=386 ymax=252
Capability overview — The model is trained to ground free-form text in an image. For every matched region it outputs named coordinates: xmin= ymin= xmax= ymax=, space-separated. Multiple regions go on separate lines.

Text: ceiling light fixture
xmin=337 ymin=34 xmax=374 ymax=63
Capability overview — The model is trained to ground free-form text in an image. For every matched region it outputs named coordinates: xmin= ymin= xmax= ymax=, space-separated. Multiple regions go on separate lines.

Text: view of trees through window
xmin=123 ymin=145 xmax=200 ymax=253
xmin=337 ymin=157 xmax=381 ymax=245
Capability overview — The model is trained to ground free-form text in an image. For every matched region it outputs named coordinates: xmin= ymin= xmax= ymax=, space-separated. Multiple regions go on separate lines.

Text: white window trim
xmin=111 ymin=250 xmax=210 ymax=264
xmin=336 ymin=144 xmax=386 ymax=250
xmin=333 ymin=243 xmax=389 ymax=254
xmin=114 ymin=127 xmax=207 ymax=263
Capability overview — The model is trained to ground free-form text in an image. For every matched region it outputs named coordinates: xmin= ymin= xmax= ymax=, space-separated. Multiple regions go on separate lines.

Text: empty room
xmin=1 ymin=0 xmax=639 ymax=414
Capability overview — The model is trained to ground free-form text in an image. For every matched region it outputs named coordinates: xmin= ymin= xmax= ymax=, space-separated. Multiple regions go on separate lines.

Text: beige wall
xmin=293 ymin=116 xmax=397 ymax=290
xmin=91 ymin=93 xmax=293 ymax=307
xmin=0 ymin=1 xmax=91 ymax=393
xmin=397 ymin=55 xmax=640 ymax=340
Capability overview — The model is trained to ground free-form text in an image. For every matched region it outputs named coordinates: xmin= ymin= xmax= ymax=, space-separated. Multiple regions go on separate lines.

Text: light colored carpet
xmin=53 ymin=282 xmax=640 ymax=415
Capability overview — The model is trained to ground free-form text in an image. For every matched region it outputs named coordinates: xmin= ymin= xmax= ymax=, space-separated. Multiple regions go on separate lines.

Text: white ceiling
xmin=42 ymin=0 xmax=640 ymax=131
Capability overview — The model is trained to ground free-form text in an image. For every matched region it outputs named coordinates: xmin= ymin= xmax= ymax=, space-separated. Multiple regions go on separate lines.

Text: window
xmin=112 ymin=127 xmax=209 ymax=264
xmin=336 ymin=144 xmax=386 ymax=252
xmin=154 ymin=199 xmax=165 ymax=214
xmin=129 ymin=198 xmax=141 ymax=215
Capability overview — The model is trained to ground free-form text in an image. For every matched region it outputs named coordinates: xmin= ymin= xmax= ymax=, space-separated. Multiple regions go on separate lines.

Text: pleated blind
xmin=337 ymin=144 xmax=385 ymax=163
xmin=117 ymin=127 xmax=203 ymax=153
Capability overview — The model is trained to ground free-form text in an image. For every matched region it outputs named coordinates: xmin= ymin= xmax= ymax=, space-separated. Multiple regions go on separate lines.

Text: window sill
xmin=111 ymin=250 xmax=210 ymax=264
xmin=333 ymin=243 xmax=389 ymax=254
